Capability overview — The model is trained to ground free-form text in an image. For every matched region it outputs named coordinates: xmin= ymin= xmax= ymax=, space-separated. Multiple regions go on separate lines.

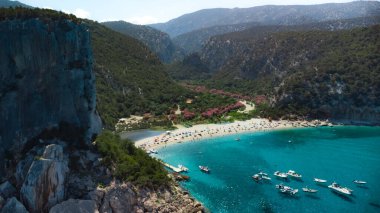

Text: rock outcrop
xmin=0 ymin=17 xmax=101 ymax=178
xmin=85 ymin=183 xmax=205 ymax=213
xmin=49 ymin=199 xmax=98 ymax=213
xmin=1 ymin=197 xmax=28 ymax=213
xmin=0 ymin=182 xmax=16 ymax=199
xmin=20 ymin=144 xmax=68 ymax=213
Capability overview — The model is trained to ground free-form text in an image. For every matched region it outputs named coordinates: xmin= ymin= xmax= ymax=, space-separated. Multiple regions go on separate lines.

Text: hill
xmin=102 ymin=21 xmax=183 ymax=63
xmin=196 ymin=25 xmax=380 ymax=121
xmin=172 ymin=22 xmax=259 ymax=55
xmin=0 ymin=0 xmax=30 ymax=8
xmin=86 ymin=20 xmax=189 ymax=128
xmin=150 ymin=1 xmax=380 ymax=37
xmin=173 ymin=15 xmax=380 ymax=55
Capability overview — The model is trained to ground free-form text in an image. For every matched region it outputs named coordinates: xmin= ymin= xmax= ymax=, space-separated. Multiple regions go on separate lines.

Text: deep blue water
xmin=156 ymin=126 xmax=380 ymax=213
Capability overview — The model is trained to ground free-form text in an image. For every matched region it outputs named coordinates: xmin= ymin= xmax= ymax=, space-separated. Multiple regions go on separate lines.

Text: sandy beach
xmin=135 ymin=118 xmax=333 ymax=151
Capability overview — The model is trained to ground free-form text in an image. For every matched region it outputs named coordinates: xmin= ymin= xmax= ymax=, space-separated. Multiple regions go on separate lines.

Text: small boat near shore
xmin=302 ymin=187 xmax=318 ymax=193
xmin=353 ymin=180 xmax=367 ymax=184
xmin=287 ymin=170 xmax=302 ymax=179
xmin=199 ymin=165 xmax=210 ymax=173
xmin=314 ymin=178 xmax=327 ymax=183
xmin=274 ymin=171 xmax=288 ymax=179
xmin=276 ymin=184 xmax=298 ymax=195
xmin=328 ymin=182 xmax=352 ymax=195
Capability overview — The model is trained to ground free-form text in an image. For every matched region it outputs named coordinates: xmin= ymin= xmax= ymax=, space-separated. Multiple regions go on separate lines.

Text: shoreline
xmin=134 ymin=118 xmax=334 ymax=151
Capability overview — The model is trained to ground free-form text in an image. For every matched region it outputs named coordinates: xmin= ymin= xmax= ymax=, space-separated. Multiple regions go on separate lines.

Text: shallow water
xmin=156 ymin=126 xmax=380 ymax=213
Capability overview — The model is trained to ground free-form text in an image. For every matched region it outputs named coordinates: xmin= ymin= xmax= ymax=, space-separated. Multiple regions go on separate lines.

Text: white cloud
xmin=73 ymin=8 xmax=91 ymax=19
xmin=124 ymin=16 xmax=159 ymax=25
xmin=62 ymin=8 xmax=91 ymax=19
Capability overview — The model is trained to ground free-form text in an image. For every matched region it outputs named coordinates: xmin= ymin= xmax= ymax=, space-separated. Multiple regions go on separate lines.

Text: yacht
xmin=287 ymin=170 xmax=302 ymax=179
xmin=328 ymin=182 xmax=352 ymax=195
xmin=276 ymin=184 xmax=298 ymax=195
xmin=252 ymin=174 xmax=261 ymax=182
xmin=353 ymin=180 xmax=367 ymax=184
xmin=302 ymin=186 xmax=318 ymax=193
xmin=199 ymin=165 xmax=210 ymax=173
xmin=274 ymin=171 xmax=288 ymax=179
xmin=314 ymin=178 xmax=327 ymax=183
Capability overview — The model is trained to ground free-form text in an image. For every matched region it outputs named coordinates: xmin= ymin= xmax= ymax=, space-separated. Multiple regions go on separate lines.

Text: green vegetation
xmin=176 ymin=25 xmax=380 ymax=120
xmin=96 ymin=131 xmax=170 ymax=187
xmin=86 ymin=20 xmax=192 ymax=128
xmin=0 ymin=7 xmax=80 ymax=23
xmin=181 ymin=93 xmax=236 ymax=112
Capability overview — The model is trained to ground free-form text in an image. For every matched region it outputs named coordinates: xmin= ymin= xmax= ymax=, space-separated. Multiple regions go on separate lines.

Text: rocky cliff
xmin=0 ymin=17 xmax=101 ymax=178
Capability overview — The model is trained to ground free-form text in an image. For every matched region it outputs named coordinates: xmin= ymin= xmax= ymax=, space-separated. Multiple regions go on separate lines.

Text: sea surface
xmin=155 ymin=126 xmax=380 ymax=213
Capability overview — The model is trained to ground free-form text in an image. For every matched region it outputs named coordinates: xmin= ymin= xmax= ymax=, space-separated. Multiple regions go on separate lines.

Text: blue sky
xmin=18 ymin=0 xmax=362 ymax=24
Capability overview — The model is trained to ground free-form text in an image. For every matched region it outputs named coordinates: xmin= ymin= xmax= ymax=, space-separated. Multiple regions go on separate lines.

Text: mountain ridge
xmin=150 ymin=1 xmax=380 ymax=37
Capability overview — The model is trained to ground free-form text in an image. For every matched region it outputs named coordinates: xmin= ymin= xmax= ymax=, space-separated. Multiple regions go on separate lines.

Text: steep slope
xmin=102 ymin=21 xmax=183 ymax=63
xmin=0 ymin=6 xmax=101 ymax=190
xmin=199 ymin=25 xmax=380 ymax=121
xmin=172 ymin=22 xmax=259 ymax=55
xmin=86 ymin=21 xmax=188 ymax=128
xmin=201 ymin=16 xmax=380 ymax=74
xmin=173 ymin=15 xmax=380 ymax=55
xmin=150 ymin=1 xmax=380 ymax=37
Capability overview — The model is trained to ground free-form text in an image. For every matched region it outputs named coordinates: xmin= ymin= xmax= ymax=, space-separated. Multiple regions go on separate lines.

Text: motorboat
xmin=178 ymin=165 xmax=189 ymax=172
xmin=302 ymin=187 xmax=318 ymax=193
xmin=353 ymin=180 xmax=367 ymax=184
xmin=276 ymin=184 xmax=298 ymax=195
xmin=199 ymin=165 xmax=210 ymax=173
xmin=261 ymin=175 xmax=271 ymax=181
xmin=328 ymin=182 xmax=352 ymax=195
xmin=258 ymin=171 xmax=268 ymax=176
xmin=287 ymin=170 xmax=302 ymax=179
xmin=314 ymin=178 xmax=327 ymax=183
xmin=148 ymin=149 xmax=158 ymax=154
xmin=274 ymin=171 xmax=288 ymax=179
xmin=235 ymin=138 xmax=240 ymax=141
xmin=252 ymin=174 xmax=261 ymax=182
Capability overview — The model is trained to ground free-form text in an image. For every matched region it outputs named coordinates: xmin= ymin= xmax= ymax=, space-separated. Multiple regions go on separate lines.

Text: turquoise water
xmin=156 ymin=126 xmax=380 ymax=213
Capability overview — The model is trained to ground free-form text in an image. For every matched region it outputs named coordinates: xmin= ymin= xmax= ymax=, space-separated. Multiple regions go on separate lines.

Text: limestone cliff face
xmin=0 ymin=18 xmax=101 ymax=177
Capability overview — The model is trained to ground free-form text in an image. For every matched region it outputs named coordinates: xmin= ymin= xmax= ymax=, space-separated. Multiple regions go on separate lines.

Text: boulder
xmin=20 ymin=144 xmax=69 ymax=213
xmin=1 ymin=197 xmax=28 ymax=213
xmin=99 ymin=184 xmax=137 ymax=213
xmin=49 ymin=199 xmax=98 ymax=213
xmin=0 ymin=182 xmax=16 ymax=199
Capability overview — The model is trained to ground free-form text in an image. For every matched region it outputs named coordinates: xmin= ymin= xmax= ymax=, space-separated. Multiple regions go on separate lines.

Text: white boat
xmin=276 ymin=184 xmax=298 ymax=195
xmin=148 ymin=149 xmax=158 ymax=154
xmin=353 ymin=180 xmax=367 ymax=184
xmin=252 ymin=174 xmax=261 ymax=182
xmin=199 ymin=165 xmax=210 ymax=173
xmin=261 ymin=175 xmax=271 ymax=181
xmin=178 ymin=165 xmax=189 ymax=172
xmin=287 ymin=170 xmax=302 ymax=179
xmin=274 ymin=171 xmax=288 ymax=179
xmin=258 ymin=171 xmax=268 ymax=176
xmin=302 ymin=187 xmax=318 ymax=193
xmin=328 ymin=182 xmax=352 ymax=195
xmin=314 ymin=178 xmax=327 ymax=183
